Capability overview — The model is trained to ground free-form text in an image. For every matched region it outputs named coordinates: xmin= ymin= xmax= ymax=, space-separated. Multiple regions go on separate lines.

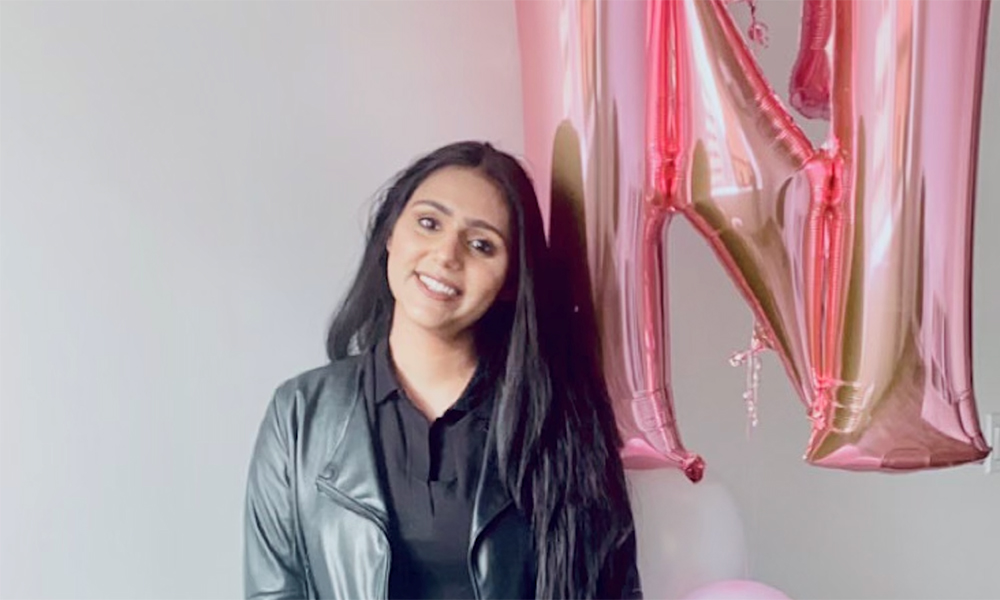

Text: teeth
xmin=419 ymin=274 xmax=458 ymax=296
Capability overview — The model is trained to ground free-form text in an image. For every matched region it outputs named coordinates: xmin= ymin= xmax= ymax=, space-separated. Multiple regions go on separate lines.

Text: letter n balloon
xmin=516 ymin=0 xmax=991 ymax=476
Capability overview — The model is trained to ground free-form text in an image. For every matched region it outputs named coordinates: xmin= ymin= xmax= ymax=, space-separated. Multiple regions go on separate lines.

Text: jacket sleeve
xmin=244 ymin=389 xmax=309 ymax=600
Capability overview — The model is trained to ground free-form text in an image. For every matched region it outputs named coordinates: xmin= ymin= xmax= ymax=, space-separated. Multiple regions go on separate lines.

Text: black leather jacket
xmin=244 ymin=355 xmax=641 ymax=599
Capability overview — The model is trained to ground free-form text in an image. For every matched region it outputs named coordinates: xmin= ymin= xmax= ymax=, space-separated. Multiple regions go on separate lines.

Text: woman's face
xmin=386 ymin=166 xmax=512 ymax=343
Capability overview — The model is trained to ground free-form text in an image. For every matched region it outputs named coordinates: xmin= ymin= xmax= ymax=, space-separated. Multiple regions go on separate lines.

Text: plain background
xmin=1 ymin=1 xmax=997 ymax=598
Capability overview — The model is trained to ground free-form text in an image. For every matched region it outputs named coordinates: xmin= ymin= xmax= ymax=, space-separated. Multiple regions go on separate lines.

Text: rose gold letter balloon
xmin=518 ymin=0 xmax=992 ymax=475
xmin=518 ymin=0 xmax=706 ymax=479
xmin=805 ymin=0 xmax=992 ymax=469
xmin=790 ymin=0 xmax=833 ymax=120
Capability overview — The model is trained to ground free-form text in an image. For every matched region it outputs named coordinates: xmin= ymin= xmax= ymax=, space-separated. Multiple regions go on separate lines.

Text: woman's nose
xmin=433 ymin=233 xmax=463 ymax=268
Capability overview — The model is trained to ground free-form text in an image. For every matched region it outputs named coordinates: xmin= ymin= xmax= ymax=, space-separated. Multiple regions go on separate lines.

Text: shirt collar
xmin=371 ymin=338 xmax=491 ymax=417
xmin=372 ymin=338 xmax=400 ymax=406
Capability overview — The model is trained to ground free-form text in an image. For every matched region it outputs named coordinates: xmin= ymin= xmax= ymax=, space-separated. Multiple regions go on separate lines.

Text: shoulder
xmin=248 ymin=355 xmax=371 ymax=486
xmin=267 ymin=355 xmax=367 ymax=424
xmin=274 ymin=355 xmax=364 ymax=398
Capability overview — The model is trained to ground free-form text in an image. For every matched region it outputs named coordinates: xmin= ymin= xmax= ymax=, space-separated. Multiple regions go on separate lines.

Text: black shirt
xmin=366 ymin=340 xmax=493 ymax=600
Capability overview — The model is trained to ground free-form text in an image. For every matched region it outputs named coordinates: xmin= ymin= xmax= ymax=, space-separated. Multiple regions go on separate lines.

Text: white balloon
xmin=626 ymin=469 xmax=748 ymax=599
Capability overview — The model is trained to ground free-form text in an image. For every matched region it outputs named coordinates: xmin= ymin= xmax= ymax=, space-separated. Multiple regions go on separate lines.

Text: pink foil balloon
xmin=806 ymin=0 xmax=991 ymax=469
xmin=682 ymin=579 xmax=790 ymax=600
xmin=517 ymin=0 xmax=991 ymax=475
xmin=518 ymin=0 xmax=706 ymax=479
xmin=789 ymin=0 xmax=833 ymax=120
xmin=647 ymin=0 xmax=822 ymax=411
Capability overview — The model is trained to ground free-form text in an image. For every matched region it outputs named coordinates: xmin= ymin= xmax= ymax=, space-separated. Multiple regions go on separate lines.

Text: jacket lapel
xmin=315 ymin=365 xmax=389 ymax=526
xmin=469 ymin=437 xmax=514 ymax=550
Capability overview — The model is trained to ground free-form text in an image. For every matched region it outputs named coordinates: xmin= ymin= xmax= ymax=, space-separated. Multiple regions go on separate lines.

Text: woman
xmin=244 ymin=141 xmax=640 ymax=599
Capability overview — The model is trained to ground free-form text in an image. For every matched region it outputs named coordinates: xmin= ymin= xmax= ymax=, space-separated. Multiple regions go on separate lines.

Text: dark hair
xmin=327 ymin=141 xmax=635 ymax=598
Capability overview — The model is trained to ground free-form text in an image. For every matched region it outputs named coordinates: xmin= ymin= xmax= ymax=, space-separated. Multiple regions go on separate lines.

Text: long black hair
xmin=327 ymin=141 xmax=635 ymax=598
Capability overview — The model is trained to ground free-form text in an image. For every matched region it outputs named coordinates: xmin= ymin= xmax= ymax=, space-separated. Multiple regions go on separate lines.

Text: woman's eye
xmin=417 ymin=216 xmax=438 ymax=230
xmin=469 ymin=239 xmax=496 ymax=255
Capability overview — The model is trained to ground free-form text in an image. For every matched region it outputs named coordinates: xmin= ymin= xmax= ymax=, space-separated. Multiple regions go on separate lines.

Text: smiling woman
xmin=243 ymin=141 xmax=641 ymax=599
xmin=386 ymin=167 xmax=511 ymax=361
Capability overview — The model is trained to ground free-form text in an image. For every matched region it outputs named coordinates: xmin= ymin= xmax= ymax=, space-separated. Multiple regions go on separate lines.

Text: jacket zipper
xmin=315 ymin=477 xmax=391 ymax=599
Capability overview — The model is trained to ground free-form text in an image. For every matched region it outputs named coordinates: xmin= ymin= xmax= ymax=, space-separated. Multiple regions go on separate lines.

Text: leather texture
xmin=244 ymin=355 xmax=640 ymax=599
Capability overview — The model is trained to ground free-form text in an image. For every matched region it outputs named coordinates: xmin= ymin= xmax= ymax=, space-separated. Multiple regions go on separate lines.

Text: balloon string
xmin=729 ymin=321 xmax=768 ymax=436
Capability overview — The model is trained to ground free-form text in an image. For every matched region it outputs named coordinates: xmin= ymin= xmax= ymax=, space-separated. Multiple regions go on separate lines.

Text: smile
xmin=417 ymin=273 xmax=460 ymax=297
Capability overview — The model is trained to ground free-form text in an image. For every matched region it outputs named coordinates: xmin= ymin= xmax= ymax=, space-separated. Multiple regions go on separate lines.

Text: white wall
xmin=0 ymin=2 xmax=523 ymax=597
xmin=2 ymin=1 xmax=997 ymax=599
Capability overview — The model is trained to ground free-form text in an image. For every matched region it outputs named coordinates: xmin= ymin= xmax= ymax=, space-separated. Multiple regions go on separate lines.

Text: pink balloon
xmin=805 ymin=0 xmax=992 ymax=469
xmin=646 ymin=0 xmax=819 ymax=412
xmin=649 ymin=0 xmax=993 ymax=469
xmin=517 ymin=0 xmax=706 ymax=480
xmin=682 ymin=579 xmax=790 ymax=600
xmin=789 ymin=0 xmax=833 ymax=120
xmin=517 ymin=0 xmax=992 ymax=475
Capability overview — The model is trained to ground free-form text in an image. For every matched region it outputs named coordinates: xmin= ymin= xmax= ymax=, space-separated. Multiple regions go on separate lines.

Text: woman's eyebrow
xmin=410 ymin=199 xmax=508 ymax=241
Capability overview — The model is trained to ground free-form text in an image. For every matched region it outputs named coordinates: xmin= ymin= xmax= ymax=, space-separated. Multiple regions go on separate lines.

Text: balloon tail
xmin=729 ymin=321 xmax=768 ymax=437
xmin=725 ymin=0 xmax=770 ymax=48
